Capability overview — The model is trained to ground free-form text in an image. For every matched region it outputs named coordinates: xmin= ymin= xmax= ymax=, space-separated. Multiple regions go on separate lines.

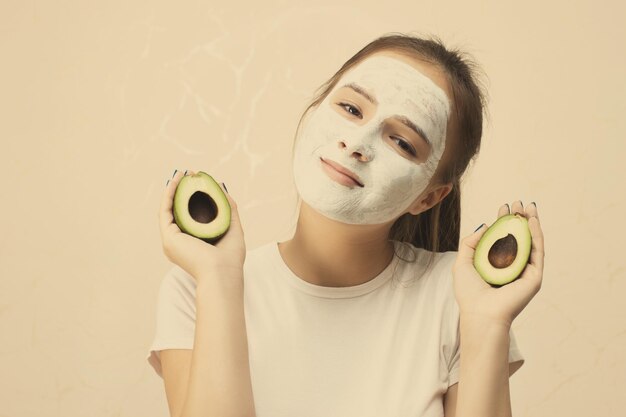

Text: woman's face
xmin=292 ymin=51 xmax=452 ymax=225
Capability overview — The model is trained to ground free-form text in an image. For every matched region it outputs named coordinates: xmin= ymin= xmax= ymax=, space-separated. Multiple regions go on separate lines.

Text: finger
xmin=498 ymin=203 xmax=510 ymax=219
xmin=457 ymin=221 xmax=489 ymax=264
xmin=511 ymin=199 xmax=524 ymax=216
xmin=159 ymin=170 xmax=186 ymax=236
xmin=220 ymin=183 xmax=243 ymax=233
xmin=527 ymin=215 xmax=544 ymax=273
xmin=525 ymin=201 xmax=539 ymax=221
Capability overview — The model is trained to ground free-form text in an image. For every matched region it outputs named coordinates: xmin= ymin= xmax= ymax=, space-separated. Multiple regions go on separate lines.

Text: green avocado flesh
xmin=473 ymin=213 xmax=532 ymax=286
xmin=172 ymin=171 xmax=231 ymax=244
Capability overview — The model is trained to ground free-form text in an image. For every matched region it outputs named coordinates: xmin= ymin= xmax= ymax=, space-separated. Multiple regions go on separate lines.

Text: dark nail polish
xmin=531 ymin=201 xmax=536 ymax=208
xmin=505 ymin=203 xmax=510 ymax=213
xmin=184 ymin=170 xmax=187 ymax=175
xmin=166 ymin=179 xmax=170 ymax=186
xmin=172 ymin=169 xmax=177 ymax=178
xmin=474 ymin=223 xmax=484 ymax=232
xmin=222 ymin=182 xmax=229 ymax=194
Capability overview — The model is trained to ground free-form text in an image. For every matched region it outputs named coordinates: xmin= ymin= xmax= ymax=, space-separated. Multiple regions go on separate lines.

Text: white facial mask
xmin=292 ymin=55 xmax=451 ymax=225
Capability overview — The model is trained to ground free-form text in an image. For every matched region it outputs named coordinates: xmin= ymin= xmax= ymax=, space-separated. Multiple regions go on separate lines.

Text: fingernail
xmin=184 ymin=170 xmax=187 ymax=176
xmin=222 ymin=182 xmax=229 ymax=194
xmin=505 ymin=203 xmax=510 ymax=213
xmin=531 ymin=201 xmax=536 ymax=208
xmin=166 ymin=179 xmax=170 ymax=186
xmin=172 ymin=169 xmax=177 ymax=178
xmin=474 ymin=223 xmax=485 ymax=232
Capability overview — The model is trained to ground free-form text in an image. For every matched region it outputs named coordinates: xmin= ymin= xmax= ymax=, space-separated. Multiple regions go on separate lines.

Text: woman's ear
xmin=437 ymin=183 xmax=454 ymax=203
xmin=407 ymin=183 xmax=453 ymax=215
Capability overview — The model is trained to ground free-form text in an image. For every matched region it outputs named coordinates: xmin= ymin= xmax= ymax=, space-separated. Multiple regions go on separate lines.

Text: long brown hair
xmin=290 ymin=32 xmax=488 ymax=271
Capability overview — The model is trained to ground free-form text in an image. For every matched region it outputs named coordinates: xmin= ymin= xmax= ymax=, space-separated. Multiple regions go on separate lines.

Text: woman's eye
xmin=391 ymin=136 xmax=417 ymax=157
xmin=337 ymin=102 xmax=362 ymax=118
xmin=336 ymin=102 xmax=417 ymax=158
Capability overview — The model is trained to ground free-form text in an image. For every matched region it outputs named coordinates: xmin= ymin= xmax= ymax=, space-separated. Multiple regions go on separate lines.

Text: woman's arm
xmin=157 ymin=172 xmax=253 ymax=417
xmin=180 ymin=267 xmax=256 ymax=417
xmin=161 ymin=349 xmax=192 ymax=417
xmin=452 ymin=201 xmax=543 ymax=417
xmin=455 ymin=316 xmax=513 ymax=417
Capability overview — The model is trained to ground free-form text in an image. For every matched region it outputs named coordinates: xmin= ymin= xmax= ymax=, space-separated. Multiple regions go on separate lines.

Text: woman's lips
xmin=319 ymin=157 xmax=364 ymax=187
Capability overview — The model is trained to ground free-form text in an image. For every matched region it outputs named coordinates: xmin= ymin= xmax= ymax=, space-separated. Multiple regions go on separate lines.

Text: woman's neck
xmin=277 ymin=202 xmax=396 ymax=287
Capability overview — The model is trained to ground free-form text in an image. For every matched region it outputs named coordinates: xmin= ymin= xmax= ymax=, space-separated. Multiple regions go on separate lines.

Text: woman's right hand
xmin=158 ymin=169 xmax=247 ymax=281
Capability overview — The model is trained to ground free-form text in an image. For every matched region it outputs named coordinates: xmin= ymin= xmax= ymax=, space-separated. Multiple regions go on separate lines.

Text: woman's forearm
xmin=181 ymin=268 xmax=256 ymax=417
xmin=456 ymin=316 xmax=512 ymax=417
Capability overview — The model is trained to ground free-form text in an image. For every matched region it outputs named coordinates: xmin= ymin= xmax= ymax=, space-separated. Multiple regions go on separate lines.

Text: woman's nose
xmin=338 ymin=141 xmax=370 ymax=162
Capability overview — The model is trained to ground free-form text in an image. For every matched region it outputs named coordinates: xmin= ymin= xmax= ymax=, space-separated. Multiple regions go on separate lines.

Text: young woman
xmin=148 ymin=33 xmax=545 ymax=417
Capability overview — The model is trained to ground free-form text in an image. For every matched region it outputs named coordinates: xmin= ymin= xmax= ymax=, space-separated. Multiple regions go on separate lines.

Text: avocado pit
xmin=188 ymin=191 xmax=218 ymax=224
xmin=488 ymin=234 xmax=518 ymax=268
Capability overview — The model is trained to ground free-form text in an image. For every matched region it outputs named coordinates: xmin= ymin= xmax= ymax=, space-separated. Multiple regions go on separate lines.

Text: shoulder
xmin=242 ymin=240 xmax=279 ymax=274
xmin=436 ymin=250 xmax=458 ymax=295
xmin=159 ymin=242 xmax=274 ymax=296
xmin=438 ymin=250 xmax=458 ymax=270
xmin=400 ymin=241 xmax=457 ymax=285
xmin=441 ymin=251 xmax=458 ymax=281
xmin=412 ymin=247 xmax=458 ymax=303
xmin=397 ymin=245 xmax=460 ymax=338
xmin=246 ymin=240 xmax=276 ymax=262
xmin=395 ymin=240 xmax=456 ymax=267
xmin=437 ymin=251 xmax=461 ymax=328
xmin=163 ymin=240 xmax=272 ymax=287
xmin=433 ymin=250 xmax=458 ymax=305
xmin=158 ymin=265 xmax=197 ymax=308
xmin=394 ymin=242 xmax=458 ymax=297
xmin=427 ymin=250 xmax=457 ymax=284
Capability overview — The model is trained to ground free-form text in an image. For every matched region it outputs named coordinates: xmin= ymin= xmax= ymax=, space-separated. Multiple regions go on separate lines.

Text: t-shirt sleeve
xmin=442 ymin=253 xmax=525 ymax=388
xmin=146 ymin=265 xmax=197 ymax=378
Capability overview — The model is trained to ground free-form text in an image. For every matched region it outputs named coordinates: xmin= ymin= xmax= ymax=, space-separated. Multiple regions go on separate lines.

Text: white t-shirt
xmin=147 ymin=240 xmax=525 ymax=417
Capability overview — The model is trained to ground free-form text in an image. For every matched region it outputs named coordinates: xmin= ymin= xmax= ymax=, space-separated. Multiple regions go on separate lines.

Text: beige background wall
xmin=1 ymin=0 xmax=624 ymax=416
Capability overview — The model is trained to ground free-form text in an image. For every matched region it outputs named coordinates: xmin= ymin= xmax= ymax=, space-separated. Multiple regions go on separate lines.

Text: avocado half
xmin=172 ymin=171 xmax=231 ymax=244
xmin=473 ymin=213 xmax=532 ymax=287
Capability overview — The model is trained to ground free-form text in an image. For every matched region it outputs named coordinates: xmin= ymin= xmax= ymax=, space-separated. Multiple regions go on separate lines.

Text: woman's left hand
xmin=452 ymin=200 xmax=545 ymax=328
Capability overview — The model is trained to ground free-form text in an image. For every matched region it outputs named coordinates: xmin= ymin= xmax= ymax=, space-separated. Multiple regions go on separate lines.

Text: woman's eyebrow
xmin=394 ymin=115 xmax=431 ymax=149
xmin=340 ymin=82 xmax=431 ymax=149
xmin=341 ymin=82 xmax=378 ymax=105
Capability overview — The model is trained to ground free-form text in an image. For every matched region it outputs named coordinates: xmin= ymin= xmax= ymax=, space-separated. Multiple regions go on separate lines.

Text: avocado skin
xmin=473 ymin=213 xmax=532 ymax=287
xmin=172 ymin=171 xmax=231 ymax=245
